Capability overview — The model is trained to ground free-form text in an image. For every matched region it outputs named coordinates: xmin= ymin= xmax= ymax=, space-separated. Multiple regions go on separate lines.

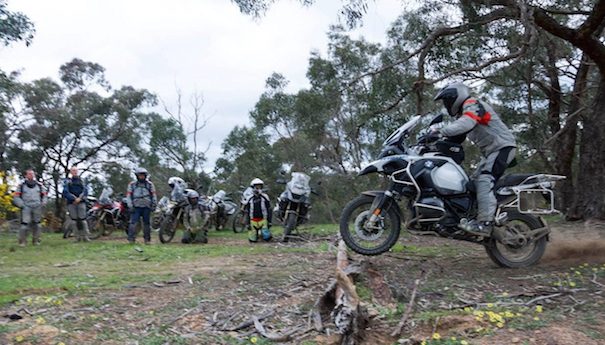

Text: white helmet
xmin=135 ymin=167 xmax=148 ymax=178
xmin=168 ymin=176 xmax=186 ymax=189
xmin=433 ymin=82 xmax=471 ymax=116
xmin=250 ymin=178 xmax=264 ymax=187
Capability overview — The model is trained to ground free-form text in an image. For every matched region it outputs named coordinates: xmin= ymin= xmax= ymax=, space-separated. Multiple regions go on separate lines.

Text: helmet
xmin=187 ymin=190 xmax=200 ymax=206
xmin=250 ymin=178 xmax=264 ymax=187
xmin=135 ymin=167 xmax=148 ymax=179
xmin=168 ymin=176 xmax=186 ymax=189
xmin=433 ymin=82 xmax=471 ymax=116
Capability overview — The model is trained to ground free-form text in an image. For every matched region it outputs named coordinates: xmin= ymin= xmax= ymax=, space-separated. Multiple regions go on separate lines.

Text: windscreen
xmin=288 ymin=172 xmax=311 ymax=196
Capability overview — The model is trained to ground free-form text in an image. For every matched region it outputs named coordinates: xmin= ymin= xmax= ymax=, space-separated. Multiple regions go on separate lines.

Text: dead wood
xmin=252 ymin=317 xmax=304 ymax=341
xmin=225 ymin=311 xmax=275 ymax=331
xmin=391 ymin=277 xmax=421 ymax=337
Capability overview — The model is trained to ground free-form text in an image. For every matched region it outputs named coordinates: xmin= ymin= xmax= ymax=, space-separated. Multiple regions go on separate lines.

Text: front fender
xmin=360 ymin=191 xmax=403 ymax=220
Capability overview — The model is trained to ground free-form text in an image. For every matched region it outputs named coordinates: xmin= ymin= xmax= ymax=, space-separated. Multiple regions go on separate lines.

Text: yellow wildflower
xmin=502 ymin=292 xmax=508 ymax=296
xmin=570 ymin=267 xmax=574 ymax=270
xmin=421 ymin=342 xmax=427 ymax=345
xmin=464 ymin=307 xmax=471 ymax=312
xmin=149 ymin=311 xmax=154 ymax=315
xmin=451 ymin=337 xmax=457 ymax=341
xmin=476 ymin=327 xmax=484 ymax=332
xmin=250 ymin=337 xmax=258 ymax=343
xmin=487 ymin=303 xmax=494 ymax=308
xmin=553 ymin=282 xmax=560 ymax=286
xmin=26 ymin=298 xmax=32 ymax=303
xmin=536 ymin=306 xmax=543 ymax=313
xmin=58 ymin=343 xmax=66 ymax=345
xmin=584 ymin=263 xmax=589 ymax=267
xmin=433 ymin=333 xmax=441 ymax=339
xmin=36 ymin=317 xmax=45 ymax=324
xmin=476 ymin=317 xmax=483 ymax=321
xmin=461 ymin=341 xmax=469 ymax=345
xmin=593 ymin=268 xmax=598 ymax=272
xmin=497 ymin=322 xmax=504 ymax=328
xmin=516 ymin=313 xmax=522 ymax=317
xmin=570 ymin=282 xmax=577 ymax=287
xmin=91 ymin=314 xmax=97 ymax=319
xmin=16 ymin=336 xmax=24 ymax=342
xmin=534 ymin=316 xmax=540 ymax=321
xmin=575 ymin=271 xmax=581 ymax=275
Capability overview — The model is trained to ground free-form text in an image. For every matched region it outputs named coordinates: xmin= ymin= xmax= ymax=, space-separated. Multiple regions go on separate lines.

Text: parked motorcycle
xmin=339 ymin=114 xmax=564 ymax=268
xmin=274 ymin=172 xmax=320 ymax=241
xmin=87 ymin=188 xmax=140 ymax=239
xmin=151 ymin=196 xmax=170 ymax=231
xmin=206 ymin=190 xmax=237 ymax=231
xmin=158 ymin=185 xmax=190 ymax=243
xmin=231 ymin=186 xmax=255 ymax=233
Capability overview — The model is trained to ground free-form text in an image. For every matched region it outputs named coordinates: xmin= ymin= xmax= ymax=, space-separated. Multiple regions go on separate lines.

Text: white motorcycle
xmin=339 ymin=114 xmax=564 ymax=268
xmin=206 ymin=190 xmax=237 ymax=231
xmin=274 ymin=172 xmax=320 ymax=241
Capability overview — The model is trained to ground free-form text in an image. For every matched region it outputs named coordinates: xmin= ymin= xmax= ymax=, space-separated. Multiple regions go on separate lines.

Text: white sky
xmin=0 ymin=0 xmax=406 ymax=173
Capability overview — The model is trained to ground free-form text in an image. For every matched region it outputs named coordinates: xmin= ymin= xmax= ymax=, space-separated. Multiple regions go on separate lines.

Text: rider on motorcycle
xmin=168 ymin=177 xmax=187 ymax=195
xmin=181 ymin=190 xmax=209 ymax=244
xmin=433 ymin=82 xmax=517 ymax=236
xmin=245 ymin=178 xmax=272 ymax=242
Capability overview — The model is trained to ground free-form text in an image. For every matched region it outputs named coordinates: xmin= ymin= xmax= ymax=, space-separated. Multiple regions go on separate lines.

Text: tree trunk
xmin=553 ymin=54 xmax=592 ymax=216
xmin=569 ymin=76 xmax=605 ymax=219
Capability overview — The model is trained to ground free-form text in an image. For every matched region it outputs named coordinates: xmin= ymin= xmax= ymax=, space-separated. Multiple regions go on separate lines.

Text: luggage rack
xmin=499 ymin=174 xmax=566 ymax=214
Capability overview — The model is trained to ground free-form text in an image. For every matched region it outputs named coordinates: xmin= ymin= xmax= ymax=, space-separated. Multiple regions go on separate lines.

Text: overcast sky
xmin=0 ymin=0 xmax=405 ymax=173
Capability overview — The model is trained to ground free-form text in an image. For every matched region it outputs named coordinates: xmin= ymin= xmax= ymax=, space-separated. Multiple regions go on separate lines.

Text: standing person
xmin=126 ymin=167 xmax=156 ymax=245
xmin=181 ymin=190 xmax=209 ymax=244
xmin=245 ymin=178 xmax=272 ymax=242
xmin=63 ymin=167 xmax=91 ymax=242
xmin=433 ymin=82 xmax=517 ymax=236
xmin=13 ymin=170 xmax=48 ymax=246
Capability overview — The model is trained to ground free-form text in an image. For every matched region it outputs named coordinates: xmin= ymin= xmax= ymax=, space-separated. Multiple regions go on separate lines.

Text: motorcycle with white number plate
xmin=339 ymin=114 xmax=564 ymax=268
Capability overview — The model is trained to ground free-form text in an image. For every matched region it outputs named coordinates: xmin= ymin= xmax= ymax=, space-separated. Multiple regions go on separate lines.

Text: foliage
xmin=0 ymin=0 xmax=35 ymax=47
xmin=0 ymin=171 xmax=18 ymax=220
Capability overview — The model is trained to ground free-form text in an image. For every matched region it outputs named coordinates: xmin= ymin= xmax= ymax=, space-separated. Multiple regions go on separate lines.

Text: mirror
xmin=279 ymin=170 xmax=286 ymax=176
xmin=429 ymin=114 xmax=444 ymax=126
xmin=316 ymin=180 xmax=322 ymax=185
xmin=276 ymin=178 xmax=287 ymax=184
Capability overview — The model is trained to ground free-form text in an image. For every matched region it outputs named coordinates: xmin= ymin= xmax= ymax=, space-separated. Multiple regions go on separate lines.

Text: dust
xmin=542 ymin=238 xmax=605 ymax=262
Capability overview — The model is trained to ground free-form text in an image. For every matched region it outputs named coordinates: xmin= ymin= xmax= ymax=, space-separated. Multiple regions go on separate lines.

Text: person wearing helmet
xmin=126 ymin=167 xmax=157 ymax=245
xmin=168 ymin=176 xmax=187 ymax=191
xmin=181 ymin=190 xmax=209 ymax=244
xmin=62 ymin=167 xmax=91 ymax=242
xmin=244 ymin=178 xmax=272 ymax=242
xmin=433 ymin=82 xmax=516 ymax=236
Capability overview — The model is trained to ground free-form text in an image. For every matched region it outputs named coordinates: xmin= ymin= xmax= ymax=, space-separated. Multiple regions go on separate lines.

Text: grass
xmin=0 ymin=223 xmax=340 ymax=306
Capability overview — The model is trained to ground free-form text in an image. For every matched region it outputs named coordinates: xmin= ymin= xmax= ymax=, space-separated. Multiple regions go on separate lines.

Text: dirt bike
xmin=231 ymin=187 xmax=254 ymax=233
xmin=274 ymin=172 xmax=320 ymax=241
xmin=86 ymin=188 xmax=140 ymax=239
xmin=206 ymin=190 xmax=237 ymax=231
xmin=339 ymin=114 xmax=564 ymax=268
xmin=158 ymin=186 xmax=192 ymax=243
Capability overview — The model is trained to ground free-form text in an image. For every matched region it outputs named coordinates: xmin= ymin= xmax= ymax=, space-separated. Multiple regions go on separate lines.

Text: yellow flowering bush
xmin=0 ymin=171 xmax=19 ymax=220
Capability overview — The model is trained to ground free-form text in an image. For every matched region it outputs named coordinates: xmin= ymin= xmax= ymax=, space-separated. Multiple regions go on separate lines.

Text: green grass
xmin=0 ymin=223 xmax=339 ymax=306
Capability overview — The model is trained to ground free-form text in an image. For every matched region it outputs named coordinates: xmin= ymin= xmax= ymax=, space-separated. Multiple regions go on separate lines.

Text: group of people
xmin=13 ymin=166 xmax=274 ymax=246
xmin=13 ymin=82 xmax=517 ymax=245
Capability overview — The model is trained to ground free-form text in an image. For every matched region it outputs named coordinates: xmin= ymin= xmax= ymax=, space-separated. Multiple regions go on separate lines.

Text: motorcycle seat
xmin=466 ymin=174 xmax=534 ymax=194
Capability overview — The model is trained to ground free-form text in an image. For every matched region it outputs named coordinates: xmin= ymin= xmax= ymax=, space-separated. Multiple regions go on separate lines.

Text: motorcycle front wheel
xmin=485 ymin=210 xmax=547 ymax=268
xmin=232 ymin=211 xmax=246 ymax=233
xmin=159 ymin=215 xmax=177 ymax=243
xmin=339 ymin=195 xmax=401 ymax=256
xmin=282 ymin=213 xmax=297 ymax=242
xmin=87 ymin=216 xmax=105 ymax=240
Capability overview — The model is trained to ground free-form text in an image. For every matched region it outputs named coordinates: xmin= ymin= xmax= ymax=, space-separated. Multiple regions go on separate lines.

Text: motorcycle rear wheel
xmin=159 ymin=215 xmax=177 ymax=243
xmin=232 ymin=211 xmax=246 ymax=233
xmin=339 ymin=195 xmax=401 ymax=256
xmin=485 ymin=210 xmax=547 ymax=268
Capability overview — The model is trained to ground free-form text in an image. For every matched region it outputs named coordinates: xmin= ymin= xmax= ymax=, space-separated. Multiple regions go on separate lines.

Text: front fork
xmin=367 ymin=187 xmax=398 ymax=228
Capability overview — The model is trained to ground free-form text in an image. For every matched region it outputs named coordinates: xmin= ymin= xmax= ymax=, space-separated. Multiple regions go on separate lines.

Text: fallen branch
xmin=252 ymin=317 xmax=304 ymax=341
xmin=225 ymin=311 xmax=275 ymax=331
xmin=591 ymin=273 xmax=605 ymax=288
xmin=391 ymin=277 xmax=421 ymax=337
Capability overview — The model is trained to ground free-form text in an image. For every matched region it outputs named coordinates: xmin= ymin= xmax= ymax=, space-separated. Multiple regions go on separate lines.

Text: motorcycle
xmin=151 ymin=196 xmax=170 ymax=231
xmin=62 ymin=196 xmax=97 ymax=239
xmin=339 ymin=114 xmax=564 ymax=268
xmin=158 ymin=185 xmax=191 ymax=243
xmin=274 ymin=172 xmax=320 ymax=241
xmin=231 ymin=186 xmax=255 ymax=233
xmin=87 ymin=188 xmax=140 ymax=239
xmin=206 ymin=190 xmax=237 ymax=231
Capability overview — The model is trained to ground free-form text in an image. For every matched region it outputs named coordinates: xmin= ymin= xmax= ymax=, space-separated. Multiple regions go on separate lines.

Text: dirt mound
xmin=543 ymin=238 xmax=605 ymax=263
